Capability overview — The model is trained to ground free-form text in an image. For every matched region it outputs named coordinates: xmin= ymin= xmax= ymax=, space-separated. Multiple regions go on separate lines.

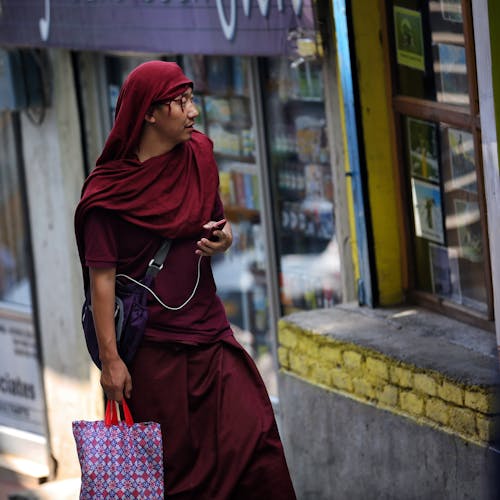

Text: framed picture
xmin=428 ymin=243 xmax=461 ymax=299
xmin=411 ymin=178 xmax=445 ymax=244
xmin=437 ymin=44 xmax=468 ymax=106
xmin=454 ymin=199 xmax=483 ymax=263
xmin=448 ymin=128 xmax=477 ymax=193
xmin=429 ymin=243 xmax=451 ymax=295
xmin=407 ymin=117 xmax=439 ymax=182
xmin=440 ymin=0 xmax=463 ymax=23
xmin=393 ymin=7 xmax=425 ymax=71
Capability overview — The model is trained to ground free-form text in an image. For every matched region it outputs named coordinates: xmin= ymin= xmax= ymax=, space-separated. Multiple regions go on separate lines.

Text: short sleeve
xmin=84 ymin=209 xmax=119 ymax=268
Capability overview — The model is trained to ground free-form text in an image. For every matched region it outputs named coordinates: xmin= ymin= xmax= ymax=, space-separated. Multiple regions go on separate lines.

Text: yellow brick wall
xmin=278 ymin=319 xmax=500 ymax=445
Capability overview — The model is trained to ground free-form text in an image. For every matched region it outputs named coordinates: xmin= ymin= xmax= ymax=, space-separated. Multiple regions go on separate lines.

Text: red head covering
xmin=74 ymin=61 xmax=220 ymax=282
xmin=97 ymin=60 xmax=192 ymax=164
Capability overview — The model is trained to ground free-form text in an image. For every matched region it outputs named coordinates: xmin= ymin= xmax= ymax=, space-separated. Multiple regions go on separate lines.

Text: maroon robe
xmin=74 ymin=61 xmax=296 ymax=499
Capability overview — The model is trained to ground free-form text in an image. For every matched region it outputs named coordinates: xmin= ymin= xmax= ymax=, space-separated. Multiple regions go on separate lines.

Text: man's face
xmin=150 ymin=89 xmax=199 ymax=147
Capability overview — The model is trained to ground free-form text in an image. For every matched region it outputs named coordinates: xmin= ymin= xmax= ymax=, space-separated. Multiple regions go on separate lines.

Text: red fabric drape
xmin=74 ymin=61 xmax=219 ymax=287
xmin=128 ymin=337 xmax=297 ymax=500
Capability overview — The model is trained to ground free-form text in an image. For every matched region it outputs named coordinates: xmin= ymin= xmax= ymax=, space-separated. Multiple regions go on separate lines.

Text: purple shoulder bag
xmin=81 ymin=239 xmax=172 ymax=369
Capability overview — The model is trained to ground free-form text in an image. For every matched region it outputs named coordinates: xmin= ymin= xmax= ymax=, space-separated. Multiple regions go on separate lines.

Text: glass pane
xmin=182 ymin=55 xmax=277 ymax=394
xmin=429 ymin=0 xmax=469 ymax=106
xmin=101 ymin=55 xmax=277 ymax=395
xmin=0 ymin=113 xmax=32 ymax=309
xmin=262 ymin=58 xmax=342 ymax=315
xmin=392 ymin=1 xmax=435 ymax=100
xmin=441 ymin=126 xmax=486 ymax=310
xmin=391 ymin=0 xmax=470 ymax=107
xmin=403 ymin=115 xmax=487 ymax=312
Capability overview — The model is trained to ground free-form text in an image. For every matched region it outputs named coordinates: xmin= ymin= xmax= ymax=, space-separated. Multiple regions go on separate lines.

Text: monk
xmin=74 ymin=60 xmax=296 ymax=499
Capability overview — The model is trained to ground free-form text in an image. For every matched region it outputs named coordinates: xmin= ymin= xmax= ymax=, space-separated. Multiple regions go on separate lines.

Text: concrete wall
xmin=277 ymin=306 xmax=500 ymax=499
xmin=280 ymin=373 xmax=499 ymax=500
xmin=20 ymin=49 xmax=102 ymax=479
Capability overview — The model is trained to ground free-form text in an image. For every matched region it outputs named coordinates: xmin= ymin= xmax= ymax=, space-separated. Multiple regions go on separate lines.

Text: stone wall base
xmin=279 ymin=372 xmax=500 ymax=500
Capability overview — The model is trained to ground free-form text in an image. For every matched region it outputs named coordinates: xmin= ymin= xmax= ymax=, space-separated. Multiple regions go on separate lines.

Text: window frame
xmin=381 ymin=0 xmax=494 ymax=330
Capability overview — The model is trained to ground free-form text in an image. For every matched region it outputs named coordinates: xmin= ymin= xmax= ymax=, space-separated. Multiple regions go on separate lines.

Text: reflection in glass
xmin=430 ymin=0 xmax=469 ymax=106
xmin=433 ymin=43 xmax=468 ymax=106
xmin=442 ymin=126 xmax=486 ymax=311
xmin=262 ymin=58 xmax=342 ymax=315
xmin=439 ymin=0 xmax=463 ymax=24
xmin=0 ymin=113 xmax=32 ymax=308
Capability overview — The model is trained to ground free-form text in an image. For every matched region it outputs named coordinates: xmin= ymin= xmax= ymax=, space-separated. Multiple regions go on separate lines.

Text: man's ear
xmin=144 ymin=106 xmax=156 ymax=124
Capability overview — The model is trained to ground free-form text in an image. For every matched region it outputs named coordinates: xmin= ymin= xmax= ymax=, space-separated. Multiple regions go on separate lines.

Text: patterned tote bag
xmin=73 ymin=399 xmax=164 ymax=499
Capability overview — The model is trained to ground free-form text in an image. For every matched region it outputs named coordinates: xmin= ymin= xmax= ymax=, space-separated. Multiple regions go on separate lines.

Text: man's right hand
xmin=100 ymin=355 xmax=132 ymax=401
xmin=89 ymin=266 xmax=133 ymax=401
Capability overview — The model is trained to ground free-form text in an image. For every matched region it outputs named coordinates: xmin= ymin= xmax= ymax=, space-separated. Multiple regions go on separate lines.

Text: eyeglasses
xmin=155 ymin=94 xmax=197 ymax=113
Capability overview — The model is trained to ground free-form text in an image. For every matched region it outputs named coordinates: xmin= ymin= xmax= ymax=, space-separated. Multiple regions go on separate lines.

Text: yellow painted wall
xmin=349 ymin=0 xmax=404 ymax=305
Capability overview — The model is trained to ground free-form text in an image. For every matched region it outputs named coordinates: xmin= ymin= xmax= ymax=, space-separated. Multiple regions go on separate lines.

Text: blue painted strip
xmin=332 ymin=0 xmax=373 ymax=306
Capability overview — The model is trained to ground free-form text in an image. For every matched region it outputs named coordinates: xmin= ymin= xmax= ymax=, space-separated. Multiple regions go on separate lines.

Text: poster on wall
xmin=428 ymin=243 xmax=461 ymax=299
xmin=394 ymin=6 xmax=425 ymax=71
xmin=411 ymin=178 xmax=445 ymax=244
xmin=436 ymin=44 xmax=468 ymax=106
xmin=440 ymin=0 xmax=463 ymax=23
xmin=0 ymin=312 xmax=46 ymax=436
xmin=429 ymin=243 xmax=450 ymax=295
xmin=407 ymin=117 xmax=439 ymax=182
xmin=448 ymin=128 xmax=477 ymax=193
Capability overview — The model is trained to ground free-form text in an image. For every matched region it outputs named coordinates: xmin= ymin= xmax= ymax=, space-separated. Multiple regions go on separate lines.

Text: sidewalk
xmin=0 ymin=467 xmax=39 ymax=500
xmin=2 ymin=478 xmax=80 ymax=500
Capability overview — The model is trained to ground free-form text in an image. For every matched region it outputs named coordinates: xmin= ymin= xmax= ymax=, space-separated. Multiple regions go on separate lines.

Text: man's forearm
xmin=89 ymin=267 xmax=120 ymax=363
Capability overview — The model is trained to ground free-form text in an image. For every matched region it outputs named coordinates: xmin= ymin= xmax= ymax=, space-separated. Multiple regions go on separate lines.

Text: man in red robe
xmin=75 ymin=61 xmax=296 ymax=499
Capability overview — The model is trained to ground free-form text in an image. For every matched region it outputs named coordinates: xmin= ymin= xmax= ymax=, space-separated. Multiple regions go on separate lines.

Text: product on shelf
xmin=295 ymin=115 xmax=325 ymax=163
xmin=211 ymin=124 xmax=241 ymax=156
xmin=206 ymin=56 xmax=233 ymax=94
xmin=205 ymin=97 xmax=231 ymax=124
xmin=218 ymin=161 xmax=260 ymax=211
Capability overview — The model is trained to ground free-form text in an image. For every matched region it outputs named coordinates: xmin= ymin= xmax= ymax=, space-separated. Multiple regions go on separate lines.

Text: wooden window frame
xmin=380 ymin=0 xmax=494 ymax=331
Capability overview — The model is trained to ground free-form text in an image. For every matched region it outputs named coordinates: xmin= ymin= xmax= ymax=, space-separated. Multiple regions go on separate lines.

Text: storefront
xmin=66 ymin=0 xmax=356 ymax=399
xmin=277 ymin=0 xmax=500 ymax=497
xmin=0 ymin=0 xmax=354 ymax=480
xmin=75 ymin=48 xmax=353 ymax=396
xmin=0 ymin=57 xmax=50 ymax=478
xmin=385 ymin=0 xmax=493 ymax=327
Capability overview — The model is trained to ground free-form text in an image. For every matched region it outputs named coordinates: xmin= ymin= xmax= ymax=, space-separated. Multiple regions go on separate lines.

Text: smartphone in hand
xmin=201 ymin=219 xmax=227 ymax=241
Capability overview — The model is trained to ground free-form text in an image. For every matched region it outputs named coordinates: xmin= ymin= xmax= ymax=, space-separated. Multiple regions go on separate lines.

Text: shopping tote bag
xmin=72 ymin=399 xmax=164 ymax=499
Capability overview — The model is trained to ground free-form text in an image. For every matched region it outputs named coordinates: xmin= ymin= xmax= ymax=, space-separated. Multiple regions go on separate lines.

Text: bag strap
xmin=105 ymin=399 xmax=134 ymax=427
xmin=144 ymin=239 xmax=172 ymax=281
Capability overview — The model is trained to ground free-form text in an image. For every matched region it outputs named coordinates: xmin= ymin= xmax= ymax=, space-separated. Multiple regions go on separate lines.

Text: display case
xmin=183 ymin=55 xmax=273 ymax=366
xmin=100 ymin=53 xmax=277 ymax=394
xmin=262 ymin=58 xmax=342 ymax=315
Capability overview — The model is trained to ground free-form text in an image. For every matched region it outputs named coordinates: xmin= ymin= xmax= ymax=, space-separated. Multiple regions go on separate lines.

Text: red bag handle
xmin=105 ymin=399 xmax=134 ymax=427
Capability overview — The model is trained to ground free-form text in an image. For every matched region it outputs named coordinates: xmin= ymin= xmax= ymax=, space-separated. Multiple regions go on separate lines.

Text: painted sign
xmin=0 ymin=0 xmax=315 ymax=56
xmin=0 ymin=311 xmax=46 ymax=435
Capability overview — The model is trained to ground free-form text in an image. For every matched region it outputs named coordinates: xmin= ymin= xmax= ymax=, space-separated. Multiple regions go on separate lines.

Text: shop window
xmin=0 ymin=112 xmax=32 ymax=310
xmin=260 ymin=57 xmax=341 ymax=315
xmin=386 ymin=0 xmax=492 ymax=324
xmin=0 ymin=112 xmax=48 ymax=459
xmin=95 ymin=54 xmax=279 ymax=395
